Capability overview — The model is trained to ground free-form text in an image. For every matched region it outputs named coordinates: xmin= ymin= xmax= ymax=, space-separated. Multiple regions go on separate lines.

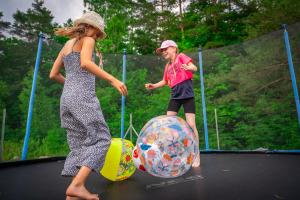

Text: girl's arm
xmin=80 ymin=37 xmax=127 ymax=96
xmin=49 ymin=50 xmax=65 ymax=84
xmin=145 ymin=79 xmax=167 ymax=90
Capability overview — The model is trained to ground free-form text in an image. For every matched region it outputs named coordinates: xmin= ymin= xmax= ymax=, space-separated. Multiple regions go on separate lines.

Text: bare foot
xmin=66 ymin=196 xmax=84 ymax=200
xmin=192 ymin=154 xmax=200 ymax=168
xmin=66 ymin=183 xmax=99 ymax=200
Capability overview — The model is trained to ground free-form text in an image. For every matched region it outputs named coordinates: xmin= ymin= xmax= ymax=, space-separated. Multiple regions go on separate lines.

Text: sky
xmin=0 ymin=0 xmax=85 ymax=25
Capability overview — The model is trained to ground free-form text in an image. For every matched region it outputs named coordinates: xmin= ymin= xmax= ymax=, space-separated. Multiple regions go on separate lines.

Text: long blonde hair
xmin=54 ymin=23 xmax=90 ymax=39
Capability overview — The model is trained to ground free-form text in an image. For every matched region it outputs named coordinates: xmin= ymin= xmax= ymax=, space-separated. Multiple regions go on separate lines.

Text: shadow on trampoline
xmin=1 ymin=152 xmax=300 ymax=200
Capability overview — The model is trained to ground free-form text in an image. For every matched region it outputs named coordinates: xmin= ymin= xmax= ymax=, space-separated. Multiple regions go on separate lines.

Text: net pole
xmin=0 ymin=108 xmax=6 ymax=161
xmin=121 ymin=49 xmax=127 ymax=139
xmin=198 ymin=48 xmax=209 ymax=150
xmin=282 ymin=24 xmax=300 ymax=126
xmin=21 ymin=32 xmax=44 ymax=160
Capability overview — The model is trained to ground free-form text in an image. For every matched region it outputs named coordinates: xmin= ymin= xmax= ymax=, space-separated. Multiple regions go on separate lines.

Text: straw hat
xmin=74 ymin=11 xmax=106 ymax=39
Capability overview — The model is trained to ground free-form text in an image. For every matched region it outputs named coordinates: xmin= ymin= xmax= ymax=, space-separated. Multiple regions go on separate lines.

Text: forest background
xmin=0 ymin=0 xmax=300 ymax=160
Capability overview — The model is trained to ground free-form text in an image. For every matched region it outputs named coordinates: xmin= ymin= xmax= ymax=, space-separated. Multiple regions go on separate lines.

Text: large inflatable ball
xmin=100 ymin=138 xmax=136 ymax=181
xmin=132 ymin=144 xmax=146 ymax=172
xmin=135 ymin=115 xmax=199 ymax=178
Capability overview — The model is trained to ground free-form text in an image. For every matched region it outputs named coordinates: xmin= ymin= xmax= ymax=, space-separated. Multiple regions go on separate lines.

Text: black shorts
xmin=167 ymin=97 xmax=195 ymax=114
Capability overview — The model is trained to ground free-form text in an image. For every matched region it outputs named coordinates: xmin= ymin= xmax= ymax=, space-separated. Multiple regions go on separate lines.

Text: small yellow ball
xmin=100 ymin=138 xmax=136 ymax=181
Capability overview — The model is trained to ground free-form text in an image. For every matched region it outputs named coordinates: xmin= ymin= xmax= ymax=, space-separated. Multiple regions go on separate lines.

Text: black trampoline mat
xmin=1 ymin=153 xmax=300 ymax=200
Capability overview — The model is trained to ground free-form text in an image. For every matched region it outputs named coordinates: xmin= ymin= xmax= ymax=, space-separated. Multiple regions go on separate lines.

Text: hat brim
xmin=74 ymin=18 xmax=107 ymax=39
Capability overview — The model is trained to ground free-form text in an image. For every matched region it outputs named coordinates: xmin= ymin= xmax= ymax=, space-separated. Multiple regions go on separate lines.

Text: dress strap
xmin=71 ymin=38 xmax=79 ymax=52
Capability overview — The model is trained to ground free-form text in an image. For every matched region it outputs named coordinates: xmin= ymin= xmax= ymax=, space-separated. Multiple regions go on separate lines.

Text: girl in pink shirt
xmin=145 ymin=40 xmax=200 ymax=167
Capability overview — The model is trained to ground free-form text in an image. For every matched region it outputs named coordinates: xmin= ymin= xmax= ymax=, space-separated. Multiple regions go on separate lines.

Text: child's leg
xmin=182 ymin=98 xmax=200 ymax=167
xmin=167 ymin=99 xmax=181 ymax=116
xmin=167 ymin=111 xmax=177 ymax=116
xmin=61 ymin=97 xmax=110 ymax=200
xmin=66 ymin=166 xmax=99 ymax=200
xmin=185 ymin=113 xmax=200 ymax=167
xmin=62 ymin=128 xmax=85 ymax=177
xmin=65 ymin=126 xmax=110 ymax=200
xmin=65 ymin=100 xmax=110 ymax=200
xmin=62 ymin=128 xmax=100 ymax=200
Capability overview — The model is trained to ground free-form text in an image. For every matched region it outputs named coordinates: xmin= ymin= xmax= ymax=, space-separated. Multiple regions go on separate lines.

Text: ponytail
xmin=54 ymin=24 xmax=89 ymax=39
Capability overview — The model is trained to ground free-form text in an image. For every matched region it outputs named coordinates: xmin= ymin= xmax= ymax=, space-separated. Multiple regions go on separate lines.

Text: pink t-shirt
xmin=163 ymin=53 xmax=193 ymax=88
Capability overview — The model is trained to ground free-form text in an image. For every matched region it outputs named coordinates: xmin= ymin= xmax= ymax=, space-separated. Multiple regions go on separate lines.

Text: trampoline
xmin=1 ymin=151 xmax=300 ymax=200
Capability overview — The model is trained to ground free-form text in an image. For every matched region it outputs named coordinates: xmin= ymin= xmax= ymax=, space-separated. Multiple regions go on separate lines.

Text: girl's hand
xmin=112 ymin=79 xmax=128 ymax=96
xmin=145 ymin=83 xmax=155 ymax=90
xmin=96 ymin=51 xmax=103 ymax=69
xmin=181 ymin=64 xmax=191 ymax=70
xmin=181 ymin=63 xmax=197 ymax=71
xmin=96 ymin=51 xmax=102 ymax=59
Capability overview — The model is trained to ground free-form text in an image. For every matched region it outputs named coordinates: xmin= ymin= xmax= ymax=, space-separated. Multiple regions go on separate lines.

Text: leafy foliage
xmin=0 ymin=0 xmax=300 ymax=160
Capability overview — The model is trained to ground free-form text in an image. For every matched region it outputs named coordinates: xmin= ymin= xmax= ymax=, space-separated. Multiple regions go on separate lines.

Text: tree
xmin=0 ymin=12 xmax=10 ymax=38
xmin=245 ymin=0 xmax=300 ymax=38
xmin=182 ymin=0 xmax=252 ymax=49
xmin=84 ymin=0 xmax=133 ymax=53
xmin=10 ymin=0 xmax=55 ymax=41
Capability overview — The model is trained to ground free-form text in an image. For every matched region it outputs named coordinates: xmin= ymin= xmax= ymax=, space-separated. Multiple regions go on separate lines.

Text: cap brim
xmin=156 ymin=48 xmax=162 ymax=54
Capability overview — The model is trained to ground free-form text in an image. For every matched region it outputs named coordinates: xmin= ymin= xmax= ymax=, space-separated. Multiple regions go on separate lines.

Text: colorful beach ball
xmin=135 ymin=115 xmax=199 ymax=178
xmin=100 ymin=138 xmax=136 ymax=181
xmin=132 ymin=144 xmax=146 ymax=172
